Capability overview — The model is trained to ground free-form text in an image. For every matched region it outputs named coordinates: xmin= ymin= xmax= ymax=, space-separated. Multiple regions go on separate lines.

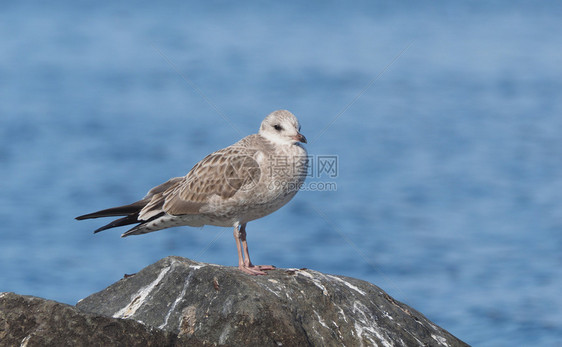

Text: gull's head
xmin=259 ymin=110 xmax=307 ymax=145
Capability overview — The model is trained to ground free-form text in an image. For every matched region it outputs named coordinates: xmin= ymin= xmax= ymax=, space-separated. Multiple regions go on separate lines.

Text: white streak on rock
xmin=314 ymin=310 xmax=329 ymax=329
xmin=327 ymin=275 xmax=366 ymax=295
xmin=159 ymin=272 xmax=193 ymax=329
xmin=394 ymin=320 xmax=424 ymax=346
xmin=297 ymin=270 xmax=329 ymax=296
xmin=219 ymin=324 xmax=231 ymax=344
xmin=257 ymin=282 xmax=282 ymax=298
xmin=432 ymin=334 xmax=450 ymax=347
xmin=337 ymin=306 xmax=348 ymax=323
xmin=354 ymin=322 xmax=394 ymax=347
xmin=113 ymin=266 xmax=171 ymax=319
xmin=20 ymin=335 xmax=32 ymax=347
xmin=222 ymin=297 xmax=234 ymax=316
xmin=351 ymin=301 xmax=394 ymax=347
xmin=428 ymin=321 xmax=441 ymax=330
xmin=382 ymin=310 xmax=394 ymax=320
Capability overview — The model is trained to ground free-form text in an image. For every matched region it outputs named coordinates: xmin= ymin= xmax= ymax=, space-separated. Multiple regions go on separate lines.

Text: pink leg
xmin=233 ymin=223 xmax=275 ymax=275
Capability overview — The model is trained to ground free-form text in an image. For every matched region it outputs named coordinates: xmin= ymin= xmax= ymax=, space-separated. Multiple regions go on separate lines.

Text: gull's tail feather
xmin=76 ymin=199 xmax=169 ymax=235
xmin=93 ymin=215 xmax=140 ymax=234
xmin=76 ymin=200 xmax=149 ymax=234
xmin=75 ymin=201 xmax=146 ymax=220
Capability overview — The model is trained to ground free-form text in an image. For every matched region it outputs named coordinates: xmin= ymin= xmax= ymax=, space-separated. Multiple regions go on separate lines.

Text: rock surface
xmin=76 ymin=256 xmax=468 ymax=346
xmin=0 ymin=292 xmax=203 ymax=346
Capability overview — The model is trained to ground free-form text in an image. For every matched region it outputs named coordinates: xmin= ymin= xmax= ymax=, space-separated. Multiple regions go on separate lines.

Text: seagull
xmin=76 ymin=110 xmax=308 ymax=275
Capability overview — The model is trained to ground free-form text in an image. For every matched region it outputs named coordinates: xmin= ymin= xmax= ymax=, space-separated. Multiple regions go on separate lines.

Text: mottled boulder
xmin=77 ymin=256 xmax=468 ymax=346
xmin=0 ymin=292 xmax=184 ymax=346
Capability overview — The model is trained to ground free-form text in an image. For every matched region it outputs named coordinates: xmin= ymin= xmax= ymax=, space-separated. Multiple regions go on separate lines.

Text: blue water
xmin=1 ymin=2 xmax=561 ymax=345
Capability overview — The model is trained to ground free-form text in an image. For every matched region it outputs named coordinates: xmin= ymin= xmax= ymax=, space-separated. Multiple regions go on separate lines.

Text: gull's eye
xmin=273 ymin=124 xmax=283 ymax=131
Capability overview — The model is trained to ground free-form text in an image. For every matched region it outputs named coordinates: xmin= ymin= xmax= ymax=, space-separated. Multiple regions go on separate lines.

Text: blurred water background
xmin=1 ymin=1 xmax=561 ymax=345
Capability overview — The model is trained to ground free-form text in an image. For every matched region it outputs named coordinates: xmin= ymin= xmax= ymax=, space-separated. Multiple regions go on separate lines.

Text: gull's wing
xmin=138 ymin=143 xmax=262 ymax=219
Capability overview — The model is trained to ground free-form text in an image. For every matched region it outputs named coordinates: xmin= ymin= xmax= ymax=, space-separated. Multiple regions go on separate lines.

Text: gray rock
xmin=77 ymin=256 xmax=468 ymax=346
xmin=0 ymin=292 xmax=213 ymax=346
xmin=0 ymin=292 xmax=168 ymax=346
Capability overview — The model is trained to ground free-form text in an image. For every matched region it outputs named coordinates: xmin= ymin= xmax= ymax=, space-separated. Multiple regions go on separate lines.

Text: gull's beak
xmin=293 ymin=132 xmax=307 ymax=144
